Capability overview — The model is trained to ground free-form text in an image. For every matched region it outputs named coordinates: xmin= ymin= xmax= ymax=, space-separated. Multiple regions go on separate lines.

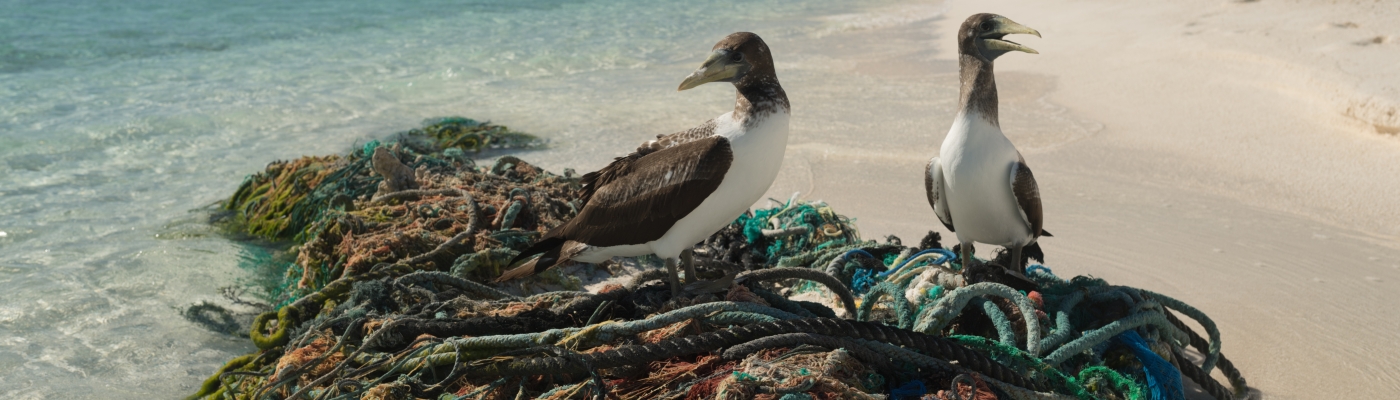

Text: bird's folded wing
xmin=1009 ymin=160 xmax=1044 ymax=238
xmin=925 ymin=156 xmax=956 ymax=232
xmin=578 ymin=119 xmax=720 ymax=206
xmin=562 ymin=136 xmax=733 ymax=247
xmin=637 ymin=119 xmax=719 ymax=153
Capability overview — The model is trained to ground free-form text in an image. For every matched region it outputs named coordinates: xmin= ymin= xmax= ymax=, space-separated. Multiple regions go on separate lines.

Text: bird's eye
xmin=731 ymin=52 xmax=743 ymax=62
xmin=979 ymin=21 xmax=993 ymax=31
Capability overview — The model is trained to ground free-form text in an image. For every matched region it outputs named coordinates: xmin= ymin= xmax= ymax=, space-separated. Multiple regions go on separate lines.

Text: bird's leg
xmin=959 ymin=241 xmax=975 ymax=270
xmin=1009 ymin=245 xmax=1026 ymax=278
xmin=665 ymin=257 xmax=683 ymax=298
xmin=681 ymin=248 xmax=698 ymax=284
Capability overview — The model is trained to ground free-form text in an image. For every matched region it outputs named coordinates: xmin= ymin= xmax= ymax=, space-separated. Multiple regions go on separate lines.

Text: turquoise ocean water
xmin=0 ymin=0 xmax=936 ymax=397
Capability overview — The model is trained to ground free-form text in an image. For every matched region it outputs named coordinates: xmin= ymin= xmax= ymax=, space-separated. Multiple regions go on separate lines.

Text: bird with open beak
xmin=925 ymin=14 xmax=1051 ymax=288
xmin=499 ymin=32 xmax=790 ymax=299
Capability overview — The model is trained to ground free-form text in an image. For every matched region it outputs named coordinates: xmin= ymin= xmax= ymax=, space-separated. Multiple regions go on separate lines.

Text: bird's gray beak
xmin=678 ymin=50 xmax=742 ymax=91
xmin=982 ymin=18 xmax=1041 ymax=54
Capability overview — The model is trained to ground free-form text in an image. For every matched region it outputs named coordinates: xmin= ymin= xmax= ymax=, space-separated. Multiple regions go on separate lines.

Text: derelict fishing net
xmin=187 ymin=118 xmax=1248 ymax=400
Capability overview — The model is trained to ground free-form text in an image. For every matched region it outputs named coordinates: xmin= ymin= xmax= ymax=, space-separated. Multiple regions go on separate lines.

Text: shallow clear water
xmin=0 ymin=0 xmax=970 ymax=397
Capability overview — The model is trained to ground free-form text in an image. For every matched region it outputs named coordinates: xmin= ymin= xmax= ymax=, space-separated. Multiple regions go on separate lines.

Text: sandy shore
xmin=487 ymin=0 xmax=1400 ymax=396
xmin=745 ymin=0 xmax=1400 ymax=398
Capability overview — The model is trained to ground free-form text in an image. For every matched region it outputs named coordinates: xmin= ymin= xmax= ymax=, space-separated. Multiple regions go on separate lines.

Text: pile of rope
xmin=191 ymin=119 xmax=1248 ymax=400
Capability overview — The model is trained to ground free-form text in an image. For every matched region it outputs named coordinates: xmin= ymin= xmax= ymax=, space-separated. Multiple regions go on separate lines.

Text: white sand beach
xmin=744 ymin=0 xmax=1400 ymax=398
xmin=2 ymin=0 xmax=1394 ymax=397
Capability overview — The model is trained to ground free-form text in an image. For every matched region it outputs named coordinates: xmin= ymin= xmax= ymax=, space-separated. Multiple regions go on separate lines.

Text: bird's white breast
xmin=647 ymin=110 xmax=791 ymax=258
xmin=938 ymin=111 xmax=1032 ymax=246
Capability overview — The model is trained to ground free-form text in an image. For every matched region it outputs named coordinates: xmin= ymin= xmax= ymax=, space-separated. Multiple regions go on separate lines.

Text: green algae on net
xmin=192 ymin=118 xmax=1247 ymax=400
xmin=221 ymin=117 xmax=544 ymax=242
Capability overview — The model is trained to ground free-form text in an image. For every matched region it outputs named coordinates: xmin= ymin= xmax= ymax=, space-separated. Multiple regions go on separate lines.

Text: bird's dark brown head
xmin=678 ymin=32 xmax=778 ymax=91
xmin=958 ymin=13 xmax=1041 ymax=62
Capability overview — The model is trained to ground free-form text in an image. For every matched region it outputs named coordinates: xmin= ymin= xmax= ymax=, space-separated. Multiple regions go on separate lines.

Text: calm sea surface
xmin=0 ymin=0 xmax=950 ymax=397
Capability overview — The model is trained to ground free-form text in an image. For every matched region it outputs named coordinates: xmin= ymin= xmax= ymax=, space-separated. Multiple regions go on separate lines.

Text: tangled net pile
xmin=191 ymin=118 xmax=1249 ymax=400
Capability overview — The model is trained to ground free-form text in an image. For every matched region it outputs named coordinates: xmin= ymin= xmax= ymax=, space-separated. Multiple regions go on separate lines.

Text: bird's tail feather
xmin=509 ymin=237 xmax=566 ymax=266
xmin=496 ymin=245 xmax=563 ymax=283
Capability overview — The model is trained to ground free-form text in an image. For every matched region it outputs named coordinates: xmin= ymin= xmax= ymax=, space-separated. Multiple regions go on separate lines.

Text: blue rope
xmin=851 ymin=268 xmax=879 ymax=294
xmin=877 ymin=248 xmax=955 ymax=278
xmin=1116 ymin=330 xmax=1184 ymax=400
xmin=1025 ymin=264 xmax=1053 ymax=276
xmin=840 ymin=249 xmax=878 ymax=269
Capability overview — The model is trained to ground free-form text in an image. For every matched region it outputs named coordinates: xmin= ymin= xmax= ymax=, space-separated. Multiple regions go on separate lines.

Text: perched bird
xmin=926 ymin=14 xmax=1050 ymax=278
xmin=498 ymin=32 xmax=790 ymax=297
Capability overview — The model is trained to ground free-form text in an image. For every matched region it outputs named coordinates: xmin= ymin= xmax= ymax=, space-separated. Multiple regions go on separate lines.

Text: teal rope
xmin=975 ymin=297 xmax=1018 ymax=349
xmin=912 ymin=282 xmax=1043 ymax=356
xmin=706 ymin=311 xmax=781 ymax=325
xmin=394 ymin=271 xmax=516 ymax=301
xmin=1038 ymin=291 xmax=1083 ymax=353
xmin=1139 ymin=289 xmax=1221 ymax=374
xmin=1041 ymin=311 xmax=1187 ymax=366
xmin=856 ymin=282 xmax=915 ymax=329
xmin=498 ymin=200 xmax=523 ymax=231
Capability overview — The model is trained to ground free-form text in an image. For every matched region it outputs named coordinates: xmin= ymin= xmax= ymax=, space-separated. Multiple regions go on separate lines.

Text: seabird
xmin=498 ymin=32 xmax=790 ymax=297
xmin=926 ymin=14 xmax=1050 ymax=278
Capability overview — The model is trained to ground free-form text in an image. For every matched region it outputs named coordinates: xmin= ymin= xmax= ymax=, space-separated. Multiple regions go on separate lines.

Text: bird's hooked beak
xmin=678 ymin=49 xmax=745 ymax=91
xmin=981 ymin=17 xmax=1041 ymax=55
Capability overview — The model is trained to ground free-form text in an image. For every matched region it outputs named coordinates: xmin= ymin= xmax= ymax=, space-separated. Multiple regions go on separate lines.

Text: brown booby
xmin=497 ymin=32 xmax=790 ymax=297
xmin=925 ymin=14 xmax=1050 ymax=277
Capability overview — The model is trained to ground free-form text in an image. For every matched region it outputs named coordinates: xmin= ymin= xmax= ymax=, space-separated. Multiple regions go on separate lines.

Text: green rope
xmin=186 ymin=353 xmax=258 ymax=400
xmin=249 ymin=306 xmax=298 ymax=350
xmin=947 ymin=335 xmax=1094 ymax=400
xmin=1077 ymin=366 xmax=1146 ymax=400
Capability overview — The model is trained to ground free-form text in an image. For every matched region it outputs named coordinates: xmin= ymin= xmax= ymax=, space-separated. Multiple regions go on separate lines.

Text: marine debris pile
xmin=192 ymin=119 xmax=1248 ymax=400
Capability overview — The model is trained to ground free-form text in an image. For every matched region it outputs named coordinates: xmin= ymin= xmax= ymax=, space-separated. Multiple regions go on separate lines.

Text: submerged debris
xmin=191 ymin=119 xmax=1247 ymax=400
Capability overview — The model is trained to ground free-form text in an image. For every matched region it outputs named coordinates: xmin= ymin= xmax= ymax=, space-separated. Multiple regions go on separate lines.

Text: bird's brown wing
xmin=559 ymin=135 xmax=733 ymax=247
xmin=579 ymin=119 xmax=719 ymax=206
xmin=1009 ymin=159 xmax=1044 ymax=238
xmin=925 ymin=156 xmax=955 ymax=232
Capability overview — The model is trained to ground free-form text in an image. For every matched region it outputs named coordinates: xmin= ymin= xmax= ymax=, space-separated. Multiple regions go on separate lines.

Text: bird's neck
xmin=958 ymin=53 xmax=999 ymax=127
xmin=734 ymin=81 xmax=789 ymax=124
